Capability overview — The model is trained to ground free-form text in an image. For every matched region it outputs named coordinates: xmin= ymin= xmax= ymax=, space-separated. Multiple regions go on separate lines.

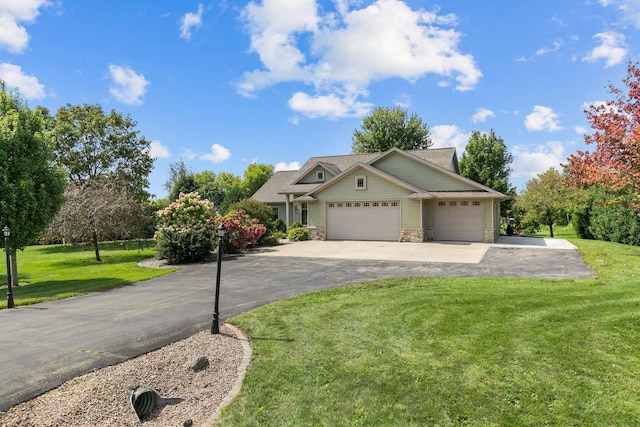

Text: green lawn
xmin=220 ymin=234 xmax=640 ymax=426
xmin=0 ymin=241 xmax=175 ymax=308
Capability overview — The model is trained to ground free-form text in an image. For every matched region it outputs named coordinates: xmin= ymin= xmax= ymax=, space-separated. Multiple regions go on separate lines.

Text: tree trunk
xmin=11 ymin=251 xmax=18 ymax=287
xmin=549 ymin=223 xmax=554 ymax=238
xmin=92 ymin=231 xmax=102 ymax=262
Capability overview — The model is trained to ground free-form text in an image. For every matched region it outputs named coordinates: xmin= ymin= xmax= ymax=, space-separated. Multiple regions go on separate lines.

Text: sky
xmin=1 ymin=0 xmax=639 ymax=198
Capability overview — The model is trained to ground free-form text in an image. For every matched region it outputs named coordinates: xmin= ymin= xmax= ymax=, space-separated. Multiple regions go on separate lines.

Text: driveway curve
xmin=0 ymin=242 xmax=593 ymax=411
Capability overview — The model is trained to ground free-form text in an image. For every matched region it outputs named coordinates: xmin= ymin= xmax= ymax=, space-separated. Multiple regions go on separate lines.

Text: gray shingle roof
xmin=251 ymin=148 xmax=463 ymax=203
xmin=251 ymin=170 xmax=298 ymax=203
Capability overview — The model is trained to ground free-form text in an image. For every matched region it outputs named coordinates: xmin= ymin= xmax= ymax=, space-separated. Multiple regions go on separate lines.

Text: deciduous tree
xmin=565 ymin=61 xmax=640 ymax=206
xmin=52 ymin=104 xmax=153 ymax=201
xmin=516 ymin=168 xmax=576 ymax=238
xmin=243 ymin=163 xmax=274 ymax=197
xmin=0 ymin=82 xmax=66 ymax=283
xmin=460 ymin=129 xmax=516 ymax=219
xmin=352 ymin=107 xmax=432 ymax=154
xmin=460 ymin=130 xmax=514 ymax=194
xmin=42 ymin=181 xmax=151 ymax=261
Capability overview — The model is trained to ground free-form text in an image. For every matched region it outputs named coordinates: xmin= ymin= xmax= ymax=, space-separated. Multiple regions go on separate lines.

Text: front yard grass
xmin=0 ymin=241 xmax=175 ymax=308
xmin=220 ymin=236 xmax=640 ymax=426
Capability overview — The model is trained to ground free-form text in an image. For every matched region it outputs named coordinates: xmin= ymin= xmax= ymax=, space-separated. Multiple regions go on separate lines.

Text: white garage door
xmin=326 ymin=201 xmax=400 ymax=241
xmin=435 ymin=200 xmax=484 ymax=242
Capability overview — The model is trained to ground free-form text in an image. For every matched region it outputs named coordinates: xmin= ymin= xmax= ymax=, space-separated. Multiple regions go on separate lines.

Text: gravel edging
xmin=0 ymin=324 xmax=252 ymax=427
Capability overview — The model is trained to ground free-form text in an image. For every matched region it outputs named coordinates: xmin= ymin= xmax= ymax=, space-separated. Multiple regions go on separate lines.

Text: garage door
xmin=434 ymin=200 xmax=484 ymax=242
xmin=326 ymin=201 xmax=400 ymax=241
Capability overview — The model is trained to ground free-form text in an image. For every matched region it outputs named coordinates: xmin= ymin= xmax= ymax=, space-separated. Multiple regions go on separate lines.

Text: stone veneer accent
xmin=400 ymin=228 xmax=424 ymax=243
xmin=307 ymin=226 xmax=325 ymax=241
xmin=483 ymin=228 xmax=496 ymax=243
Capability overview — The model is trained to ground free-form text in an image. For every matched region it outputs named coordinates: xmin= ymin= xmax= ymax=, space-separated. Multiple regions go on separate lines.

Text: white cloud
xmin=0 ymin=63 xmax=45 ymax=99
xmin=200 ymin=144 xmax=231 ymax=163
xmin=512 ymin=141 xmax=566 ymax=179
xmin=238 ymin=0 xmax=481 ymax=118
xmin=535 ymin=39 xmax=563 ymax=56
xmin=181 ymin=148 xmax=198 ymax=160
xmin=574 ymin=125 xmax=588 ymax=135
xmin=275 ymin=161 xmax=300 ymax=171
xmin=0 ymin=0 xmax=49 ymax=53
xmin=600 ymin=0 xmax=640 ymax=29
xmin=472 ymin=107 xmax=495 ymax=123
xmin=148 ymin=141 xmax=170 ymax=159
xmin=430 ymin=124 xmax=469 ymax=154
xmin=583 ymin=31 xmax=627 ymax=68
xmin=287 ymin=91 xmax=373 ymax=119
xmin=394 ymin=93 xmax=412 ymax=109
xmin=108 ymin=64 xmax=149 ymax=105
xmin=179 ymin=4 xmax=204 ymax=40
xmin=525 ymin=105 xmax=563 ymax=132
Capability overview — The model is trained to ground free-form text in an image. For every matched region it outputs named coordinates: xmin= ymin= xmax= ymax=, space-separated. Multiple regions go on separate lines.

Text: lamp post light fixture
xmin=3 ymin=226 xmax=14 ymax=309
xmin=211 ymin=223 xmax=226 ymax=334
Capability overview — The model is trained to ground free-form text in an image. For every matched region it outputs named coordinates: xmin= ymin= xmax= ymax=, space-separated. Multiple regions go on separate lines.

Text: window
xmin=301 ymin=202 xmax=308 ymax=225
xmin=438 ymin=201 xmax=446 ymax=207
xmin=271 ymin=207 xmax=279 ymax=220
xmin=391 ymin=202 xmax=398 ymax=207
xmin=363 ymin=202 xmax=370 ymax=207
xmin=382 ymin=202 xmax=389 ymax=207
xmin=316 ymin=171 xmax=325 ymax=181
xmin=355 ymin=175 xmax=367 ymax=190
xmin=328 ymin=203 xmax=335 ymax=208
xmin=354 ymin=203 xmax=361 ymax=207
xmin=346 ymin=203 xmax=352 ymax=207
xmin=373 ymin=202 xmax=379 ymax=207
xmin=337 ymin=203 xmax=343 ymax=207
xmin=461 ymin=201 xmax=469 ymax=207
xmin=473 ymin=201 xmax=481 ymax=206
xmin=449 ymin=201 xmax=457 ymax=207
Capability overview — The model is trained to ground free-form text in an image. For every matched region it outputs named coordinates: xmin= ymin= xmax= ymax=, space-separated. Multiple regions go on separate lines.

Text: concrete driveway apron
xmin=0 ymin=238 xmax=593 ymax=411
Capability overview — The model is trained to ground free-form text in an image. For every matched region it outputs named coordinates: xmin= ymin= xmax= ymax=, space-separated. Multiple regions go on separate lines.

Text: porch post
xmin=285 ymin=194 xmax=291 ymax=228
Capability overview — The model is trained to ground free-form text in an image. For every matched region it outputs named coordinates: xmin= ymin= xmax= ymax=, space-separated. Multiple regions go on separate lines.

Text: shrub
xmin=288 ymin=227 xmax=308 ymax=241
xmin=228 ymin=199 xmax=274 ymax=233
xmin=155 ymin=192 xmax=216 ymax=264
xmin=155 ymin=228 xmax=214 ymax=264
xmin=274 ymin=218 xmax=286 ymax=233
xmin=289 ymin=222 xmax=303 ymax=230
xmin=211 ymin=210 xmax=267 ymax=253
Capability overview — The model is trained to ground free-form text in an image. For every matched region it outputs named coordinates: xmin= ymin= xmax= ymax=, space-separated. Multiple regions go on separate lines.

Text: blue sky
xmin=1 ymin=0 xmax=638 ymax=198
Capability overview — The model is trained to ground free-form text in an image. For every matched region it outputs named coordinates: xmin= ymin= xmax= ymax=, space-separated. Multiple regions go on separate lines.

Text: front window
xmin=355 ymin=175 xmax=366 ymax=190
xmin=301 ymin=202 xmax=308 ymax=225
xmin=271 ymin=207 xmax=279 ymax=220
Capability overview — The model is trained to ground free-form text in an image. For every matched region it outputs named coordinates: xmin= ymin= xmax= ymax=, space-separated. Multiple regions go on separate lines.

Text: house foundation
xmin=400 ymin=228 xmax=424 ymax=243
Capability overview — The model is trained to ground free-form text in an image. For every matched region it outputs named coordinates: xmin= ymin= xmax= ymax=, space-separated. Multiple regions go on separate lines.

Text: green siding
xmin=403 ymin=199 xmax=421 ymax=228
xmin=315 ymin=170 xmax=413 ymax=201
xmin=374 ymin=152 xmax=478 ymax=191
xmin=309 ymin=169 xmax=419 ymax=228
xmin=484 ymin=201 xmax=493 ymax=228
xmin=309 ymin=202 xmax=323 ymax=228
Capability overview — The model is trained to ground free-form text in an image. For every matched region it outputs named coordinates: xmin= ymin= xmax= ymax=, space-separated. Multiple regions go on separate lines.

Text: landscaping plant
xmin=211 ymin=209 xmax=266 ymax=253
xmin=155 ymin=192 xmax=216 ymax=264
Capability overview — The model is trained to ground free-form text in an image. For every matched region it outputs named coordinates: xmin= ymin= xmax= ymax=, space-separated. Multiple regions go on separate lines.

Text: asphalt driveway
xmin=0 ymin=238 xmax=593 ymax=411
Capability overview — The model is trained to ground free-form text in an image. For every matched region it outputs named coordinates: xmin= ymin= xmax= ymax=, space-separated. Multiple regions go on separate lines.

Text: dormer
xmin=294 ymin=162 xmax=341 ymax=184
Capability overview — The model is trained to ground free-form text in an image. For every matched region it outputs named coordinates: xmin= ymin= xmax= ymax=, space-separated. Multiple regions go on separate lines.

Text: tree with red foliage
xmin=565 ymin=61 xmax=640 ymax=206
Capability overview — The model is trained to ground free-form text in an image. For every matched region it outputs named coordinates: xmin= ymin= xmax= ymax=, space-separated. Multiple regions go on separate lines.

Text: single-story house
xmin=252 ymin=147 xmax=506 ymax=243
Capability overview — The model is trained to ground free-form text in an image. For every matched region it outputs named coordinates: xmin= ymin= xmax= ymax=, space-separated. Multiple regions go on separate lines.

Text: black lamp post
xmin=211 ymin=223 xmax=226 ymax=334
xmin=3 ymin=226 xmax=14 ymax=309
